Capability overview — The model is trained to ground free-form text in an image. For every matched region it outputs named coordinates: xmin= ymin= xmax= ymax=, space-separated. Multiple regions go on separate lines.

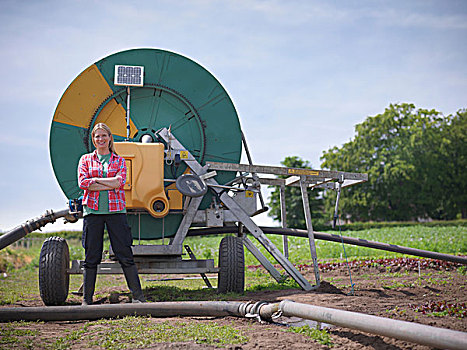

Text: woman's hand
xmin=88 ymin=168 xmax=124 ymax=191
xmin=93 ymin=175 xmax=122 ymax=189
xmin=88 ymin=182 xmax=114 ymax=191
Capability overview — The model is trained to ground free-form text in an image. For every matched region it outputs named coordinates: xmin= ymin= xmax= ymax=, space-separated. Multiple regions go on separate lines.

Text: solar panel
xmin=114 ymin=65 xmax=144 ymax=86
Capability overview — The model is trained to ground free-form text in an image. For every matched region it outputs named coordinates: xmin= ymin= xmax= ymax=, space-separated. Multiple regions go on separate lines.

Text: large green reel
xmin=50 ymin=48 xmax=242 ymax=239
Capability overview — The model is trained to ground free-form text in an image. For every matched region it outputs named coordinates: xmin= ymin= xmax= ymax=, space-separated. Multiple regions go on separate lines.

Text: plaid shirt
xmin=78 ymin=151 xmax=127 ymax=212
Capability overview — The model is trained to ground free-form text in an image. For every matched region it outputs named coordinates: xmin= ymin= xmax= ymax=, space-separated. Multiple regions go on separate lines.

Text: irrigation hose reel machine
xmin=45 ymin=49 xmax=366 ymax=305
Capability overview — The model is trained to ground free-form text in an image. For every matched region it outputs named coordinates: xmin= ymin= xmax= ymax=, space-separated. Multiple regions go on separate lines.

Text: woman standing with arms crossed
xmin=78 ymin=123 xmax=145 ymax=305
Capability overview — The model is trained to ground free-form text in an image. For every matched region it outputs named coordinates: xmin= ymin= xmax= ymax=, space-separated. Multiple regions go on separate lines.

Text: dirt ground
xmin=2 ymin=258 xmax=466 ymax=349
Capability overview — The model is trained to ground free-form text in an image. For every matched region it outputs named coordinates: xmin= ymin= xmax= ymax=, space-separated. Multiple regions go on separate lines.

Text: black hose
xmin=187 ymin=226 xmax=467 ymax=265
xmin=0 ymin=209 xmax=70 ymax=250
xmin=0 ymin=301 xmax=244 ymax=322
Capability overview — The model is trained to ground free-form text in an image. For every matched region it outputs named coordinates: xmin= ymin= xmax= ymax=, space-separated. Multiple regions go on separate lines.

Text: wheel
xmin=39 ymin=236 xmax=70 ymax=305
xmin=218 ymin=236 xmax=245 ymax=293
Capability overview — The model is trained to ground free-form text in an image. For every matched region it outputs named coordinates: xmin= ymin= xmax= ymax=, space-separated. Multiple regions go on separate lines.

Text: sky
xmin=0 ymin=0 xmax=466 ymax=233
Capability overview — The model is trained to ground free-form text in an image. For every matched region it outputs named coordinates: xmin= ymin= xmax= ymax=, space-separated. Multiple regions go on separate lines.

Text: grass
xmin=2 ymin=225 xmax=465 ymax=274
xmin=381 ymin=281 xmax=416 ymax=290
xmin=0 ymin=247 xmax=35 ymax=272
xmin=0 ymin=224 xmax=465 ymax=304
xmin=286 ymin=324 xmax=333 ymax=347
xmin=51 ymin=317 xmax=248 ymax=349
xmin=0 ymin=266 xmax=39 ymax=305
xmin=52 ymin=326 xmax=90 ymax=350
xmin=0 ymin=318 xmax=248 ymax=349
xmin=246 ymin=274 xmax=299 ymax=292
xmin=280 ymin=225 xmax=466 ymax=263
xmin=0 ymin=321 xmax=39 ymax=349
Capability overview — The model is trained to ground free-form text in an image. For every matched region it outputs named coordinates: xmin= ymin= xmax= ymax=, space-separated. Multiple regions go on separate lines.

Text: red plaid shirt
xmin=78 ymin=151 xmax=127 ymax=212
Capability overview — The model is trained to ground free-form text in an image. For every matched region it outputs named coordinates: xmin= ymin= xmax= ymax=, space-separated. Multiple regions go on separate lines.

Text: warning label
xmin=287 ymin=169 xmax=319 ymax=176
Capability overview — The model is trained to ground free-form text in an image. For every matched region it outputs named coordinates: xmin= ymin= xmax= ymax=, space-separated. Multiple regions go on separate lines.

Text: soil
xmin=2 ymin=258 xmax=466 ymax=349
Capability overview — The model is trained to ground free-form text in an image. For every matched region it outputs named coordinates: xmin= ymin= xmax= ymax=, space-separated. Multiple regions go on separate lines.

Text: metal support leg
xmin=171 ymin=196 xmax=204 ymax=247
xmin=300 ymin=177 xmax=320 ymax=288
xmin=184 ymin=245 xmax=212 ymax=289
xmin=219 ymin=191 xmax=313 ymax=291
xmin=280 ymin=185 xmax=289 ymax=259
xmin=242 ymin=237 xmax=283 ymax=283
xmin=238 ymin=222 xmax=283 ymax=282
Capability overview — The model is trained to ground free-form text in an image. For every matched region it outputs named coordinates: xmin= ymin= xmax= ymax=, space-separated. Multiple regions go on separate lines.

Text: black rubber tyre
xmin=217 ymin=236 xmax=245 ymax=294
xmin=39 ymin=236 xmax=70 ymax=306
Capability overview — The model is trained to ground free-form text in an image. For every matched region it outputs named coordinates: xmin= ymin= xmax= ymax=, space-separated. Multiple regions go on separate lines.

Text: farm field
xmin=0 ymin=225 xmax=466 ymax=349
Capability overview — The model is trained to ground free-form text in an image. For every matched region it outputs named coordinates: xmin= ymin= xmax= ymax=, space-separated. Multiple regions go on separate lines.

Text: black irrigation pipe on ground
xmin=187 ymin=226 xmax=467 ymax=265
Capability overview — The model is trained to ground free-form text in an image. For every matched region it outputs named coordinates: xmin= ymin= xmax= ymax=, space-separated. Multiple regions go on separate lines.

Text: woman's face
xmin=93 ymin=128 xmax=111 ymax=153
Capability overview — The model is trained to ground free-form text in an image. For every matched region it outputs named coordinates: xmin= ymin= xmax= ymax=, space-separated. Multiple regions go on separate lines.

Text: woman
xmin=78 ymin=123 xmax=145 ymax=305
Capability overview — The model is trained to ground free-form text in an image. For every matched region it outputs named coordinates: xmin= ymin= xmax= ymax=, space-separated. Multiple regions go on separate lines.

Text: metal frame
xmin=157 ymin=128 xmax=316 ymax=290
xmin=206 ymin=162 xmax=367 ymax=188
xmin=204 ymin=160 xmax=367 ymax=289
xmin=68 ymin=256 xmax=218 ymax=275
xmin=68 ymin=127 xmax=367 ymax=292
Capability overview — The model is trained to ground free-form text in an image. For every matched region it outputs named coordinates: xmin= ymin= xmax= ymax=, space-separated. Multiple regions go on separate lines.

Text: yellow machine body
xmin=114 ymin=142 xmax=177 ymax=218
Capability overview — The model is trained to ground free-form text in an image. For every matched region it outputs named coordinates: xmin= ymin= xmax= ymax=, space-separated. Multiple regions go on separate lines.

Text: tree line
xmin=268 ymin=103 xmax=466 ymax=226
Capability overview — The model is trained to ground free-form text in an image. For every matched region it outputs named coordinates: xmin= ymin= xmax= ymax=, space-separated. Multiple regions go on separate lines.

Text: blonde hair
xmin=91 ymin=123 xmax=117 ymax=154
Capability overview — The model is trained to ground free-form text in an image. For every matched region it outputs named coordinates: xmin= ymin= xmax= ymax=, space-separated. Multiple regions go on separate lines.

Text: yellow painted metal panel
xmin=53 ymin=65 xmax=114 ymax=128
xmin=124 ymin=159 xmax=132 ymax=190
xmin=166 ymin=184 xmax=183 ymax=210
xmin=94 ymin=99 xmax=138 ymax=138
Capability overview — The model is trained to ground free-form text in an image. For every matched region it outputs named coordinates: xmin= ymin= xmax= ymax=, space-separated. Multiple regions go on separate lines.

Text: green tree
xmin=320 ymin=103 xmax=465 ymax=221
xmin=437 ymin=109 xmax=467 ymax=218
xmin=267 ymin=156 xmax=324 ymax=229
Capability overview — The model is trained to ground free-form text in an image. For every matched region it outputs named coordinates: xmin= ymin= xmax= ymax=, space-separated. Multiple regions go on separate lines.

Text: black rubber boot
xmin=82 ymin=268 xmax=97 ymax=306
xmin=122 ymin=265 xmax=146 ymax=303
